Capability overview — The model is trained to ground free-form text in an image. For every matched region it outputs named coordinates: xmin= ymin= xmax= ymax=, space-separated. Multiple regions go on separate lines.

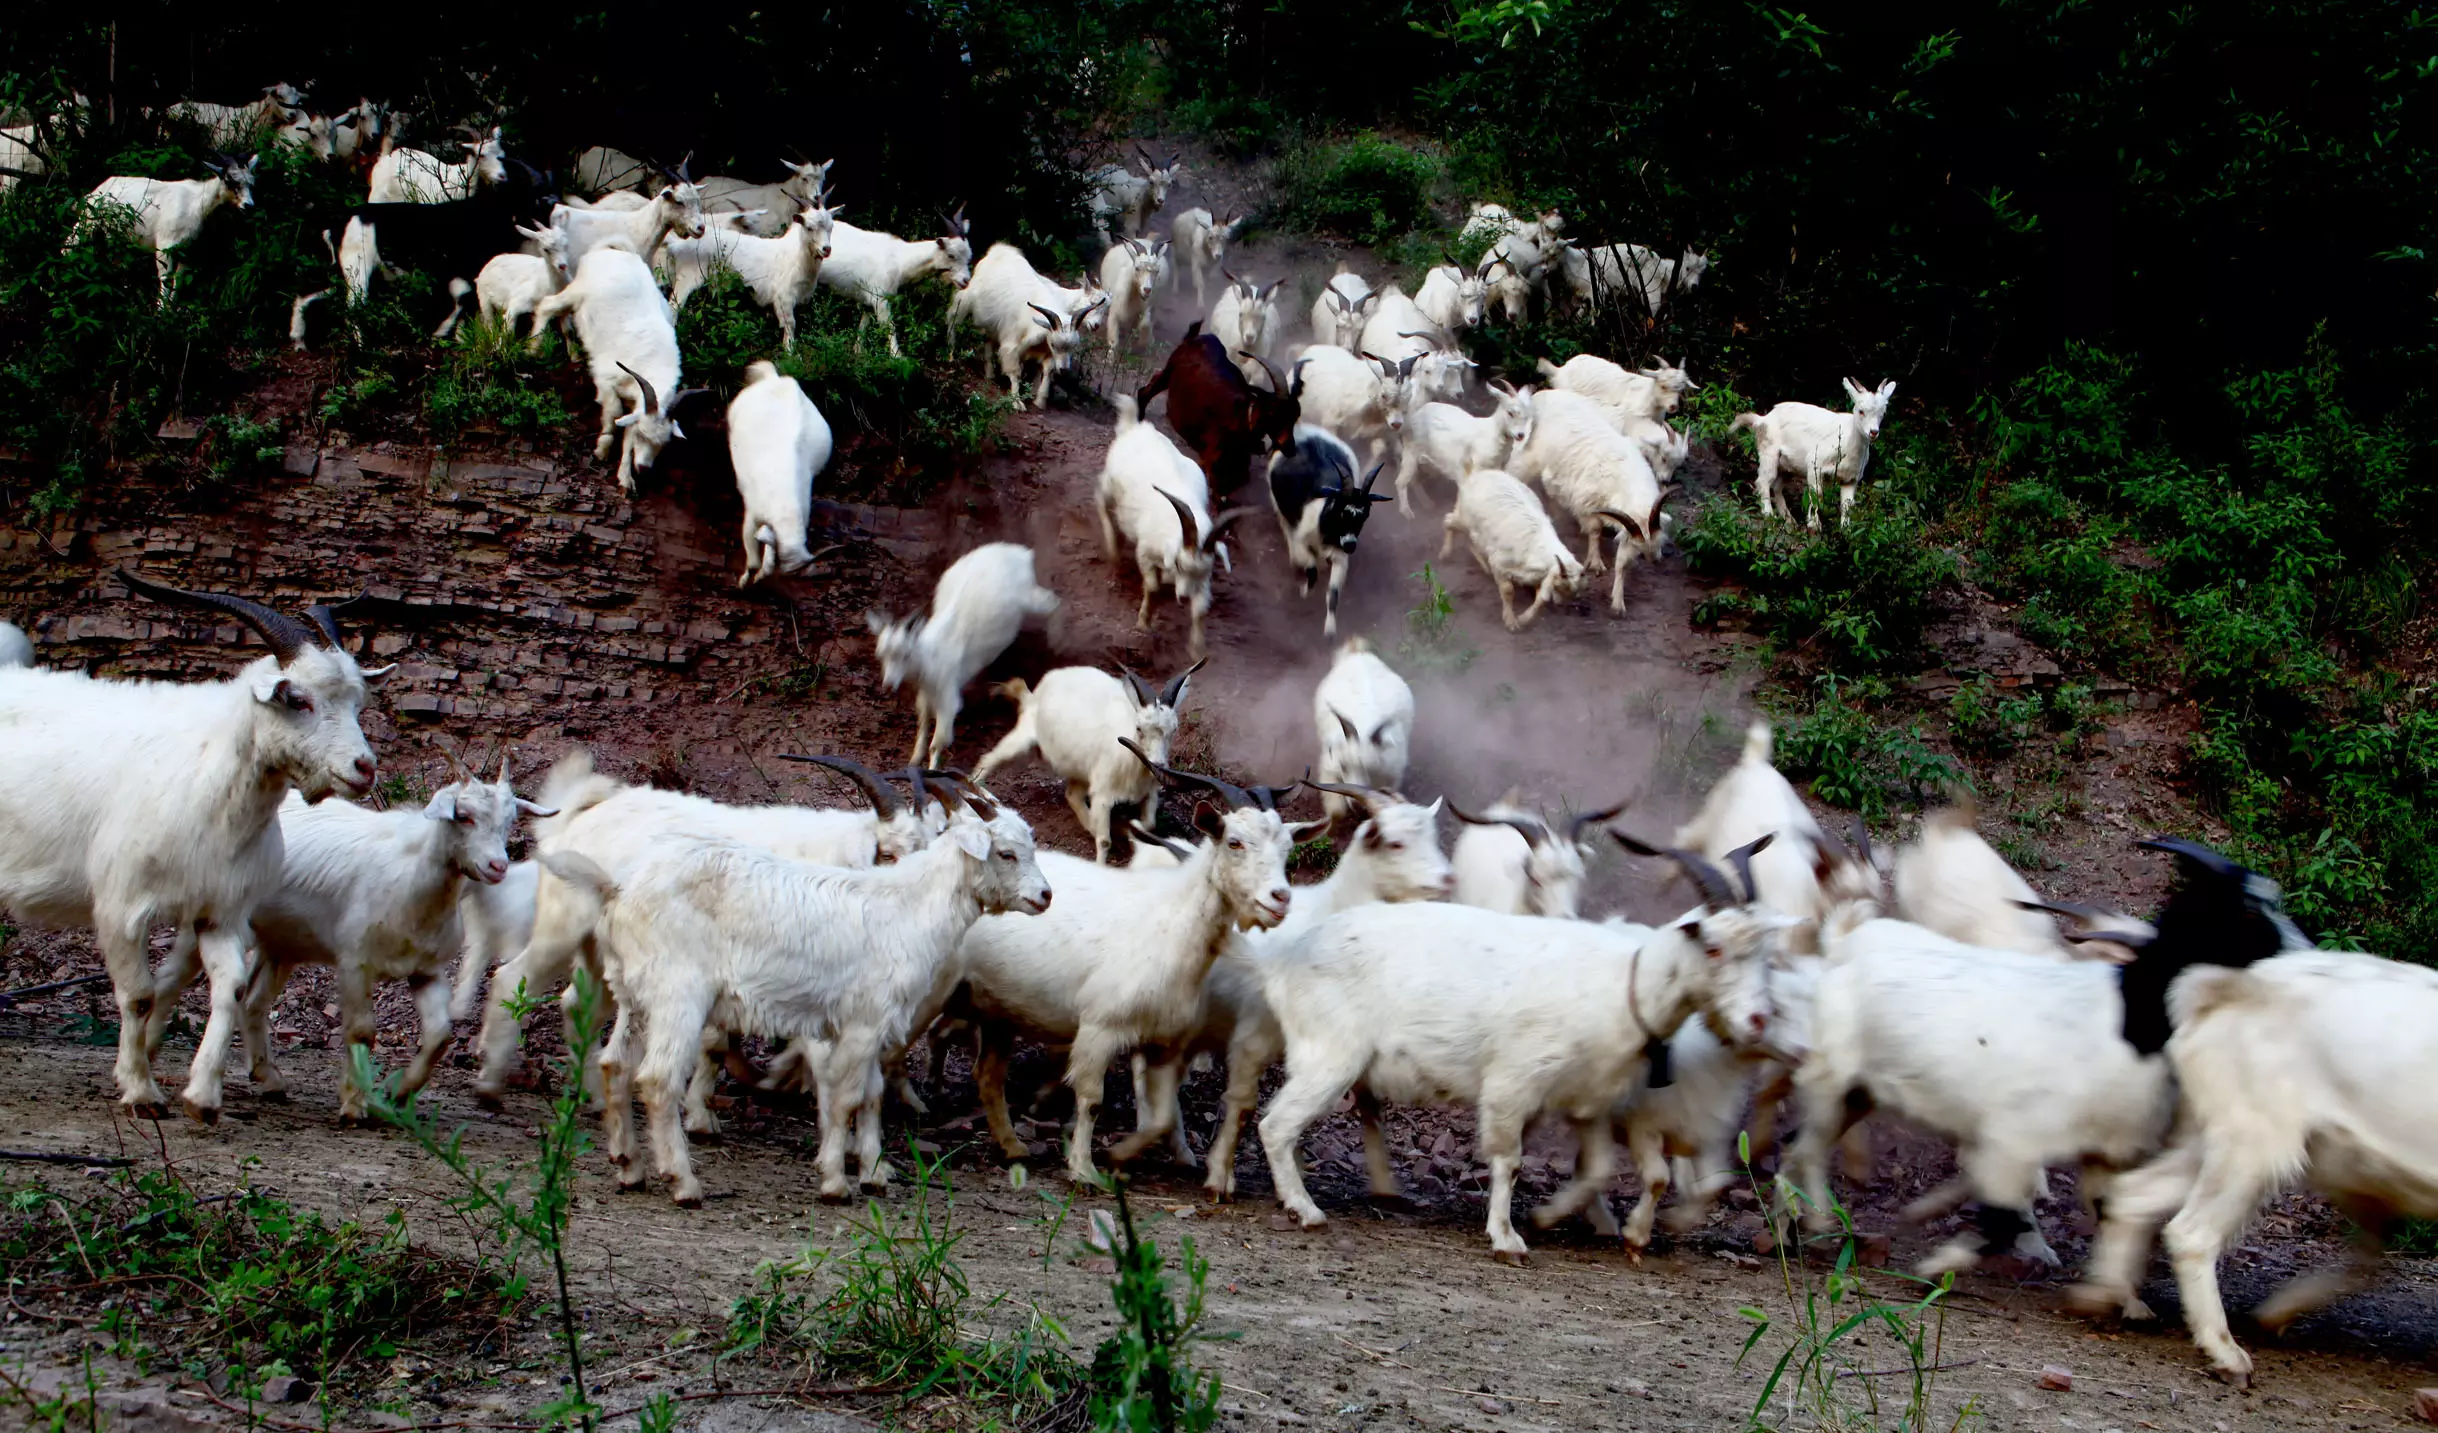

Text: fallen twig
xmin=0 ymin=973 xmax=113 ymax=1007
xmin=1433 ymin=1385 xmax=1562 ymax=1406
xmin=0 ymin=1148 xmax=131 ymax=1167
xmin=1836 ymin=1359 xmax=1978 ymax=1380
xmin=1335 ymin=1334 xmax=1410 ymax=1367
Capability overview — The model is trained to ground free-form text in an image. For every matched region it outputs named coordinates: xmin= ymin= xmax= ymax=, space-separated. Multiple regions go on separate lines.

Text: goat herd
xmin=5 ymin=87 xmax=2438 ymax=1394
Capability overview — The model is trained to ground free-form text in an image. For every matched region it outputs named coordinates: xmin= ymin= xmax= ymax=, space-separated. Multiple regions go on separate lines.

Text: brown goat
xmin=1134 ymin=322 xmax=1300 ymax=497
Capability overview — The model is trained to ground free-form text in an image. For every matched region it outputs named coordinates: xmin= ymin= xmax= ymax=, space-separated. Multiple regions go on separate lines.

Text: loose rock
xmin=2038 ymin=1365 xmax=2073 ymax=1392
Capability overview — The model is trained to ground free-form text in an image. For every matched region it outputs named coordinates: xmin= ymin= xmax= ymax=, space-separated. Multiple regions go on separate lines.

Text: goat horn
xmin=923 ymin=765 xmax=1003 ymax=819
xmin=116 ymin=569 xmax=321 ymax=663
xmin=1720 ymin=832 xmax=1777 ymax=905
xmin=1306 ymin=777 xmax=1391 ymax=818
xmin=2136 ymin=835 xmax=2244 ymax=880
xmin=1566 ymin=800 xmax=1630 ymax=844
xmin=614 ymin=361 xmax=660 ymax=415
xmin=1153 ymin=487 xmax=1203 ymax=548
xmin=1248 ymin=353 xmax=1291 ymax=395
xmin=777 ymin=753 xmax=902 ymax=819
xmin=1027 ymin=302 xmax=1062 ymax=329
xmin=1158 ymin=655 xmax=1206 ymax=709
xmin=1610 ymin=830 xmax=1742 ymax=909
xmin=304 ymin=602 xmax=348 ymax=649
xmin=1204 ymin=507 xmax=1256 ymax=545
xmin=1448 ymin=801 xmax=1550 ymax=847
xmin=1849 ymin=815 xmax=1874 ymax=869
xmin=1126 ymin=821 xmax=1191 ymax=859
xmin=1594 ymin=509 xmax=1647 ymax=542
xmin=1117 ymin=666 xmax=1157 ymax=707
xmin=1121 ymin=739 xmax=1260 ymax=810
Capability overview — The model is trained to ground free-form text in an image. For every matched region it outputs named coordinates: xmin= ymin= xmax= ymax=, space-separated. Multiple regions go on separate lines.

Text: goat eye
xmin=1226 ymin=838 xmax=1244 ymax=850
xmin=283 ymin=690 xmax=314 ymax=713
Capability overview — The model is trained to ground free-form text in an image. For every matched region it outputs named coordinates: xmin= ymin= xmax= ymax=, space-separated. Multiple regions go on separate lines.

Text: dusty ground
xmin=3 ymin=147 xmax=2433 ymax=1431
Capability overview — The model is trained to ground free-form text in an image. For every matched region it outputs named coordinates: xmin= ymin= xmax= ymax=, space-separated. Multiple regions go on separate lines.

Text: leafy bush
xmin=1274 ymin=132 xmax=1442 ymax=245
xmin=424 ymin=324 xmax=571 ymax=444
xmin=1775 ymin=679 xmax=1964 ymax=821
xmin=1682 ymin=497 xmax=1955 ymax=672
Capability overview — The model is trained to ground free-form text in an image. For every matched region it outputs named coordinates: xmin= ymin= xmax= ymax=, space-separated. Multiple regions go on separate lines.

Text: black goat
xmin=289 ymin=157 xmax=560 ymax=347
xmin=1267 ymin=425 xmax=1389 ymax=640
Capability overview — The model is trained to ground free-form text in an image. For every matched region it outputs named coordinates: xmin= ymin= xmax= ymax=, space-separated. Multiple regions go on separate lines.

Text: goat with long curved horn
xmin=1449 ymin=801 xmax=1550 ymax=848
xmin=1566 ymin=800 xmax=1630 ymax=846
xmin=777 ymin=753 xmax=903 ymax=818
xmin=1158 ymin=656 xmax=1206 ymax=708
xmin=1719 ymin=833 xmax=1778 ymax=906
xmin=1610 ymin=829 xmax=1743 ymax=909
xmin=116 ymin=569 xmax=323 ymax=662
xmin=1119 ymin=737 xmax=1259 ymax=809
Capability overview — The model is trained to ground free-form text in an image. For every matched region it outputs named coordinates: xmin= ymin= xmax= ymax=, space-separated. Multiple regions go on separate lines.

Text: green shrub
xmin=1681 ymin=496 xmax=1954 ymax=672
xmin=1275 ymin=132 xmax=1442 ymax=245
xmin=1775 ymin=679 xmax=1965 ymax=821
xmin=424 ymin=324 xmax=571 ymax=443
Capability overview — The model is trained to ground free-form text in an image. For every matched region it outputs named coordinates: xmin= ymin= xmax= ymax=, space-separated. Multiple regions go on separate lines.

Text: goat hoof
xmin=673 ymin=1192 xmax=704 ymax=1210
xmin=2213 ymin=1366 xmax=2251 ymax=1389
xmin=1491 ymin=1248 xmax=1531 ymax=1267
xmin=253 ymin=1087 xmax=289 ymax=1103
xmin=181 ymin=1098 xmax=220 ymax=1127
xmin=125 ymin=1100 xmax=169 ymax=1123
xmin=472 ymin=1090 xmax=506 ymax=1112
xmin=859 ymin=1179 xmax=889 ymax=1196
xmin=817 ymin=1187 xmax=852 ymax=1205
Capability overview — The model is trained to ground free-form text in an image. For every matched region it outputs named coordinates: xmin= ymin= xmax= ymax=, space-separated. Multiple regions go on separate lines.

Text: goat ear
xmin=1287 ymin=818 xmax=1329 ymax=842
xmin=1192 ymin=800 xmax=1227 ymax=839
xmin=1879 ymin=380 xmax=1898 ymax=398
xmin=423 ymin=789 xmax=461 ymax=822
xmin=950 ymin=819 xmax=992 ymax=861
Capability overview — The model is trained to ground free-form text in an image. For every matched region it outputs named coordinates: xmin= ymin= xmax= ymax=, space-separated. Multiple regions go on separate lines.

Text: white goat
xmin=1356 ymin=288 xmax=1473 ymax=404
xmin=1534 ymin=354 xmax=1695 ymax=426
xmin=869 ymin=543 xmax=1061 ymax=767
xmin=665 ymin=202 xmax=835 ymax=347
xmin=1209 ymin=274 xmax=1285 ymax=383
xmin=1513 ymin=387 xmax=1673 ymax=612
xmin=2068 ymin=951 xmax=2438 ymax=1386
xmin=1285 ymin=345 xmax=1410 ymax=469
xmin=548 ymin=792 xmax=1047 ymax=1204
xmin=1308 ymin=265 xmax=1378 ymax=349
xmin=1392 ymin=379 xmax=1534 ymax=516
xmin=1448 ymin=796 xmax=1621 ymax=918
xmin=225 ymin=761 xmax=553 ymax=1120
xmin=960 ymin=780 xmax=1305 ymax=1181
xmin=694 ymin=159 xmax=831 ymax=236
xmin=1170 ymin=207 xmax=1242 ymax=306
xmin=816 ymin=210 xmax=973 ymax=357
xmin=1414 ymin=260 xmax=1493 ymax=332
xmin=1097 ymin=237 xmax=1169 ymax=356
xmin=1094 ymin=395 xmax=1246 ymax=657
xmin=1675 ymin=720 xmax=1878 ymax=923
xmin=727 ymin=361 xmax=835 ymax=585
xmin=952 ymin=243 xmax=1107 ymax=408
xmin=1313 ymin=640 xmax=1413 ymax=825
xmin=0 ymin=576 xmax=388 ymax=1121
xmin=551 ymin=181 xmax=707 ymax=272
xmin=0 ymin=124 xmax=44 ymax=195
xmin=1437 ymin=466 xmax=1585 ymax=630
xmin=469 ymin=752 xmax=934 ymax=1105
xmin=1893 ymin=800 xmax=2142 ymax=960
xmin=530 ymin=243 xmax=701 ymax=491
xmin=1255 ymin=861 xmax=1783 ymax=1260
xmin=1734 ymin=379 xmax=1898 ymax=529
xmin=450 ymin=859 xmax=537 ymax=1025
xmin=79 ymin=156 xmax=257 ymax=301
xmin=168 ymin=88 xmax=300 ymax=147
xmin=1089 ymin=147 xmax=1182 ymax=239
xmin=1557 ymin=242 xmax=1709 ymax=318
xmin=971 ymin=660 xmax=1201 ymax=863
xmin=0 ymin=621 xmax=32 ymax=667
xmin=1173 ymin=786 xmax=1453 ymax=1199
xmin=473 ymin=222 xmax=573 ymax=344
xmin=367 ymin=126 xmax=505 ymax=203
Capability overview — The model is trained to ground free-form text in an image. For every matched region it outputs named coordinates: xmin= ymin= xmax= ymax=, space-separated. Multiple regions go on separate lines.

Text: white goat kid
xmin=551 ymin=181 xmax=707 ymax=272
xmin=530 ymin=243 xmax=703 ymax=492
xmin=549 ymin=793 xmax=1047 ymax=1205
xmin=727 ymin=361 xmax=835 ymax=585
xmin=1534 ymin=354 xmax=1695 ymax=426
xmin=1170 ymin=208 xmax=1243 ymax=306
xmin=971 ymin=660 xmax=1201 ymax=863
xmin=367 ymin=126 xmax=505 ymax=203
xmin=1256 ymin=857 xmax=1782 ymax=1261
xmin=234 ymin=760 xmax=553 ymax=1120
xmin=1414 ymin=260 xmax=1493 ymax=333
xmin=1393 ymin=378 xmax=1534 ymax=515
xmin=1356 ymin=288 xmax=1473 ymax=404
xmin=80 ymin=155 xmax=258 ymax=302
xmin=1514 ymin=388 xmax=1673 ymax=612
xmin=665 ymin=202 xmax=835 ymax=347
xmin=816 ymin=208 xmax=973 ymax=357
xmin=474 ymin=223 xmax=574 ymax=345
xmin=1437 ymin=466 xmax=1585 ymax=630
xmin=869 ymin=543 xmax=1061 ymax=767
xmin=451 ymin=859 xmax=537 ymax=1025
xmin=1733 ymin=379 xmax=1898 ymax=529
xmin=1094 ymin=396 xmax=1246 ymax=657
xmin=1449 ymin=798 xmax=1622 ymax=918
xmin=0 ymin=576 xmax=388 ymax=1121
xmin=1097 ymin=237 xmax=1169 ymax=357
xmin=1312 ymin=639 xmax=1413 ymax=826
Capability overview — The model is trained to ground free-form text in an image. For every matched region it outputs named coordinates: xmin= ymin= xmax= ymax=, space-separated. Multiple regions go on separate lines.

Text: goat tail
xmin=1741 ymin=719 xmax=1774 ymax=767
xmin=1729 ymin=411 xmax=1762 ymax=435
xmin=1338 ymin=634 xmax=1374 ymax=656
xmin=743 ymin=359 xmax=779 ymax=386
xmin=537 ymin=851 xmax=618 ymax=927
xmin=1113 ymin=393 xmax=1139 ymax=433
xmin=994 ymin=677 xmax=1033 ymax=706
xmin=1923 ymin=788 xmax=1981 ymax=832
xmin=537 ymin=747 xmax=623 ymax=843
xmin=1535 ymin=357 xmax=1562 ymax=381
